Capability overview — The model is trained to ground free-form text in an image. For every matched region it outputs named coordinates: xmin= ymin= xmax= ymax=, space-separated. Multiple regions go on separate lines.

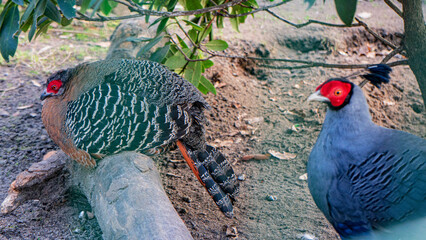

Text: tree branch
xmin=78 ymin=0 xmax=248 ymax=22
xmin=355 ymin=17 xmax=398 ymax=49
xmin=381 ymin=45 xmax=404 ymax=64
xmin=265 ymin=9 xmax=361 ymax=28
xmin=384 ymin=0 xmax=403 ymax=18
xmin=215 ymin=0 xmax=293 ymax=17
xmin=257 ymin=59 xmax=408 ymax=70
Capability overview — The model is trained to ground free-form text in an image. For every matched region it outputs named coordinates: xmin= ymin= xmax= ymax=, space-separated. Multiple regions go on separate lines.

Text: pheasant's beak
xmin=40 ymin=90 xmax=52 ymax=101
xmin=307 ymin=90 xmax=330 ymax=103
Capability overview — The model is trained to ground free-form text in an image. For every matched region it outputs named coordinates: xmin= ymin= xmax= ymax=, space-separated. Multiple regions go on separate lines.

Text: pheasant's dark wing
xmin=65 ymin=83 xmax=192 ymax=156
xmin=344 ymin=131 xmax=426 ymax=237
xmin=348 ymin=149 xmax=426 ymax=225
xmin=102 ymin=59 xmax=209 ymax=108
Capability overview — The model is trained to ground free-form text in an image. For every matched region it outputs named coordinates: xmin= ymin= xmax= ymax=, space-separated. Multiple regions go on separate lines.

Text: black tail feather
xmin=179 ymin=142 xmax=239 ymax=218
xmin=361 ymin=64 xmax=392 ymax=88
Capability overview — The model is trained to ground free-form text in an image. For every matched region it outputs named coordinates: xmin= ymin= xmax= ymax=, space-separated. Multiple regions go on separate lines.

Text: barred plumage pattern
xmin=41 ymin=59 xmax=238 ymax=217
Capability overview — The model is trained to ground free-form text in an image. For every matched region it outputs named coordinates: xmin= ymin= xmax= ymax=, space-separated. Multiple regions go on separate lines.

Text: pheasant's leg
xmin=176 ymin=140 xmax=234 ymax=218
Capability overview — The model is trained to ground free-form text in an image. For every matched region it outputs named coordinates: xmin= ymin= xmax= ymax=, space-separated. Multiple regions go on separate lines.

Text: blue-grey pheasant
xmin=41 ymin=59 xmax=239 ymax=218
xmin=307 ymin=65 xmax=426 ymax=239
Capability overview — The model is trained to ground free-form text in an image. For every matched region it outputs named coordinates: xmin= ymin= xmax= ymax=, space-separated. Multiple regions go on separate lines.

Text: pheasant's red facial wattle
xmin=319 ymin=80 xmax=352 ymax=107
xmin=46 ymin=80 xmax=63 ymax=94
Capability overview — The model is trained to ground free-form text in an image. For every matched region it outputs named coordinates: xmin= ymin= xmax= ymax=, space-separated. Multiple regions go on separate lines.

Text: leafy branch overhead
xmin=0 ymin=0 xmax=404 ymax=95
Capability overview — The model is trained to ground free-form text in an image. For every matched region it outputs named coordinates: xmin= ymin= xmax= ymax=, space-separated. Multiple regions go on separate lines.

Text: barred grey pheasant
xmin=41 ymin=59 xmax=238 ymax=217
xmin=307 ymin=65 xmax=426 ymax=239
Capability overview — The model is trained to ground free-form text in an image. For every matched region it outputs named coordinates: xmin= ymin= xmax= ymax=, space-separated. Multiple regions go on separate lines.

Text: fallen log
xmin=70 ymin=151 xmax=193 ymax=240
xmin=2 ymin=150 xmax=193 ymax=240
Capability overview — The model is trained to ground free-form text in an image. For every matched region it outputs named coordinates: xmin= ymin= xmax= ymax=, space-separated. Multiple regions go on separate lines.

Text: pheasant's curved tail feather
xmin=176 ymin=140 xmax=239 ymax=218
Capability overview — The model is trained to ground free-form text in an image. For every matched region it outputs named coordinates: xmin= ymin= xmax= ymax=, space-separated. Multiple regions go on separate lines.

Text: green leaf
xmin=216 ymin=16 xmax=224 ymax=29
xmin=61 ymin=16 xmax=73 ymax=26
xmin=202 ymin=59 xmax=214 ymax=69
xmin=203 ymin=39 xmax=228 ymax=51
xmin=29 ymin=0 xmax=48 ymax=41
xmin=35 ymin=17 xmax=52 ymax=39
xmin=45 ymin=0 xmax=62 ymax=23
xmin=243 ymin=0 xmax=259 ymax=8
xmin=20 ymin=0 xmax=37 ymax=24
xmin=183 ymin=19 xmax=203 ymax=31
xmin=0 ymin=3 xmax=11 ymax=31
xmin=100 ymin=0 xmax=112 ymax=15
xmin=136 ymin=35 xmax=164 ymax=58
xmin=12 ymin=0 xmax=24 ymax=6
xmin=176 ymin=34 xmax=188 ymax=49
xmin=58 ymin=0 xmax=76 ymax=19
xmin=166 ymin=0 xmax=178 ymax=11
xmin=80 ymin=0 xmax=91 ymax=13
xmin=198 ymin=24 xmax=212 ymax=42
xmin=198 ymin=75 xmax=216 ymax=94
xmin=156 ymin=17 xmax=169 ymax=35
xmin=230 ymin=13 xmax=239 ymax=32
xmin=0 ymin=5 xmax=19 ymax=62
xmin=304 ymin=0 xmax=315 ymax=9
xmin=334 ymin=0 xmax=357 ymax=26
xmin=188 ymin=29 xmax=197 ymax=43
xmin=184 ymin=0 xmax=203 ymax=10
xmin=149 ymin=45 xmax=170 ymax=63
xmin=184 ymin=61 xmax=202 ymax=86
xmin=164 ymin=50 xmax=187 ymax=69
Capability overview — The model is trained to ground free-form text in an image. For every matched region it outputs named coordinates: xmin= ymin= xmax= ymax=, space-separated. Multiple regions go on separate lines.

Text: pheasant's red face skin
xmin=46 ymin=80 xmax=63 ymax=94
xmin=318 ymin=80 xmax=352 ymax=107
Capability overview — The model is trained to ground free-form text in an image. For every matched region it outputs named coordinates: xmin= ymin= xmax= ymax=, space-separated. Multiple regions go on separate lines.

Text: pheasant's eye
xmin=334 ymin=89 xmax=342 ymax=96
xmin=46 ymin=80 xmax=63 ymax=93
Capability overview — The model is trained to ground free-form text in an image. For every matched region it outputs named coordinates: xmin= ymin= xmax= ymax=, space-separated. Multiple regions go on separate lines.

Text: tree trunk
xmin=70 ymin=152 xmax=193 ymax=240
xmin=402 ymin=0 xmax=426 ymax=105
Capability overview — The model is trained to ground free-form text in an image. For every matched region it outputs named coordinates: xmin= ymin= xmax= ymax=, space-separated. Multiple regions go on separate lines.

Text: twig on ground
xmin=0 ymin=85 xmax=22 ymax=92
xmin=166 ymin=173 xmax=183 ymax=178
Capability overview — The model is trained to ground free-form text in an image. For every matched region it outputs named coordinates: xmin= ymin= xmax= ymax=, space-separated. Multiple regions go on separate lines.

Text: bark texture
xmin=402 ymin=0 xmax=426 ymax=105
xmin=70 ymin=152 xmax=193 ymax=240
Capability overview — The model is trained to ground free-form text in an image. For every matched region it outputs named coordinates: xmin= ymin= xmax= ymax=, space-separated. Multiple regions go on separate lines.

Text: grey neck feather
xmin=322 ymin=85 xmax=375 ymax=136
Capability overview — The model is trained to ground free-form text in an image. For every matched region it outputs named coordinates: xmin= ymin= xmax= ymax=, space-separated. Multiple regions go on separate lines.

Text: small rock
xmin=78 ymin=211 xmax=85 ymax=220
xmin=178 ymin=208 xmax=187 ymax=214
xmin=73 ymin=227 xmax=82 ymax=234
xmin=299 ymin=173 xmax=308 ymax=181
xmin=268 ymin=149 xmax=297 ymax=160
xmin=29 ymin=113 xmax=38 ymax=118
xmin=31 ymin=80 xmax=42 ymax=87
xmin=226 ymin=225 xmax=238 ymax=238
xmin=237 ymin=174 xmax=246 ymax=181
xmin=86 ymin=211 xmax=95 ymax=219
xmin=266 ymin=195 xmax=277 ymax=201
xmin=4 ymin=73 xmax=8 ymax=76
xmin=383 ymin=100 xmax=395 ymax=106
xmin=357 ymin=12 xmax=372 ymax=19
xmin=293 ymin=84 xmax=300 ymax=89
xmin=0 ymin=108 xmax=10 ymax=117
xmin=17 ymin=104 xmax=33 ymax=110
xmin=299 ymin=233 xmax=318 ymax=240
xmin=245 ymin=117 xmax=264 ymax=125
xmin=40 ymin=135 xmax=48 ymax=141
xmin=182 ymin=196 xmax=192 ymax=203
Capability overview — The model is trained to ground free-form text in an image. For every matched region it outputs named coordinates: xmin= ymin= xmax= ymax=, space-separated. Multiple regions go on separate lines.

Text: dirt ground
xmin=1 ymin=1 xmax=425 ymax=239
